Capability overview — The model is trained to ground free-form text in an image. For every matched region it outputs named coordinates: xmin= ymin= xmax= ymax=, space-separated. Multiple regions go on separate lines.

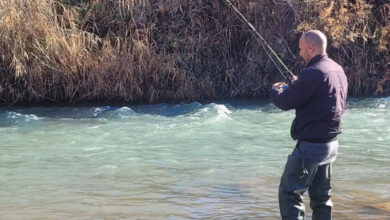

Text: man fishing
xmin=270 ymin=30 xmax=348 ymax=220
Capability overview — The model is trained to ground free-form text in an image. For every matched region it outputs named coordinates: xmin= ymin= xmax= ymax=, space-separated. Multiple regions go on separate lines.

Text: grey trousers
xmin=279 ymin=154 xmax=332 ymax=220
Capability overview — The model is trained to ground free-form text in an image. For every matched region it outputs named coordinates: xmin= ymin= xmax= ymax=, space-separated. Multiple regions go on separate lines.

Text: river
xmin=1 ymin=98 xmax=389 ymax=219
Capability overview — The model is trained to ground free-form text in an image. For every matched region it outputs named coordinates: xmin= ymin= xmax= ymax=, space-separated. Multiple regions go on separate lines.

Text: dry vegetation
xmin=0 ymin=0 xmax=389 ymax=104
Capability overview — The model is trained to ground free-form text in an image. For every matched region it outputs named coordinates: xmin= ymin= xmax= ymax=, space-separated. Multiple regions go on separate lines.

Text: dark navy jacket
xmin=270 ymin=54 xmax=348 ymax=142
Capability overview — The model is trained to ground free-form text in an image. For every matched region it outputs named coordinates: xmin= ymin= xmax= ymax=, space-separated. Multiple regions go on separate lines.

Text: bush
xmin=0 ymin=0 xmax=389 ymax=104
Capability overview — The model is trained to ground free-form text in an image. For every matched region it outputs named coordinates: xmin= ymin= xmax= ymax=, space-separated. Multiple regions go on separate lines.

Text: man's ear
xmin=308 ymin=45 xmax=314 ymax=53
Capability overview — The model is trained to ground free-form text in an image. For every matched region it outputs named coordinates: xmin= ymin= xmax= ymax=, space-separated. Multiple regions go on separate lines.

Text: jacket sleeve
xmin=270 ymin=69 xmax=322 ymax=110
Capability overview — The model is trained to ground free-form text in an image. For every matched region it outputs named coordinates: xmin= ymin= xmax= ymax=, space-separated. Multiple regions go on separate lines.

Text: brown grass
xmin=0 ymin=0 xmax=389 ymax=104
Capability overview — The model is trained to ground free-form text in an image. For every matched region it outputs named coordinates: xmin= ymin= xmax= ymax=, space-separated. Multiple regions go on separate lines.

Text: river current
xmin=1 ymin=98 xmax=389 ymax=219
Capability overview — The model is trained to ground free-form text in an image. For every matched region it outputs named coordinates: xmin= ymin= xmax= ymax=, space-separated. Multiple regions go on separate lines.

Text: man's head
xmin=299 ymin=30 xmax=327 ymax=64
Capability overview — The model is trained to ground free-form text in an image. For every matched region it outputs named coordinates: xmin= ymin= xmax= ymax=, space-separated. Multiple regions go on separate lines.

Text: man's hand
xmin=272 ymin=82 xmax=287 ymax=90
xmin=291 ymin=75 xmax=298 ymax=82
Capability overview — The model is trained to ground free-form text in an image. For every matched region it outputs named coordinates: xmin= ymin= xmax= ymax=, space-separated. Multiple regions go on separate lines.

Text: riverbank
xmin=0 ymin=0 xmax=389 ymax=104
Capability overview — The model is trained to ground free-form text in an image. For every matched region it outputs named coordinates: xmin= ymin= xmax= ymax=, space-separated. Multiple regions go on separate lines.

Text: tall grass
xmin=0 ymin=0 xmax=389 ymax=104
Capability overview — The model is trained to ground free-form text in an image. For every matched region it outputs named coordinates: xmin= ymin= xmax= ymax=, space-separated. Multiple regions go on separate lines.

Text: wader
xmin=279 ymin=140 xmax=338 ymax=220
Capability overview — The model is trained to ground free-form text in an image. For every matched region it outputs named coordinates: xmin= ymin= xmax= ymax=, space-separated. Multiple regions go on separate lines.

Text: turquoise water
xmin=1 ymin=98 xmax=389 ymax=219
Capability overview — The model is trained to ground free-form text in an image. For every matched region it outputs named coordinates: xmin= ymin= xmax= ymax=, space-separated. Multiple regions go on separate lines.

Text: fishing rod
xmin=220 ymin=0 xmax=295 ymax=80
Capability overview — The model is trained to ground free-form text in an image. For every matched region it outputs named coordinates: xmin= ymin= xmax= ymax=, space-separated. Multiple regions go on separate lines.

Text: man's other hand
xmin=291 ymin=75 xmax=298 ymax=82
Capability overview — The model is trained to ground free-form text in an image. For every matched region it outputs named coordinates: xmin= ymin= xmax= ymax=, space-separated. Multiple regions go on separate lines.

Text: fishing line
xmin=221 ymin=0 xmax=295 ymax=80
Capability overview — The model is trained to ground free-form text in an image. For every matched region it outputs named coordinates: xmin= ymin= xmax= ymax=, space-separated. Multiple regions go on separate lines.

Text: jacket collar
xmin=306 ymin=53 xmax=328 ymax=67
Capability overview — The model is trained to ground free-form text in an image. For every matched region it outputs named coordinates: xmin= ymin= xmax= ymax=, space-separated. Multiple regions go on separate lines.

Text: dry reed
xmin=0 ymin=0 xmax=389 ymax=104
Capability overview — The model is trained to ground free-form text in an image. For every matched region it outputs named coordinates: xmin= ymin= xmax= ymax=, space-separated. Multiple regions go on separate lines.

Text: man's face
xmin=299 ymin=37 xmax=312 ymax=64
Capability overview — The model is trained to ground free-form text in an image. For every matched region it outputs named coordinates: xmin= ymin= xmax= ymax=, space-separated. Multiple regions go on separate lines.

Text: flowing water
xmin=0 ymin=98 xmax=389 ymax=219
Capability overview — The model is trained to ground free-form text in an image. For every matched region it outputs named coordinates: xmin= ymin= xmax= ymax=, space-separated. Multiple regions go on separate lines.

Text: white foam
xmin=215 ymin=104 xmax=232 ymax=115
xmin=7 ymin=112 xmax=41 ymax=121
xmin=93 ymin=106 xmax=111 ymax=117
xmin=192 ymin=104 xmax=233 ymax=122
xmin=212 ymin=104 xmax=232 ymax=121
xmin=84 ymin=146 xmax=102 ymax=151
xmin=115 ymin=107 xmax=136 ymax=118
